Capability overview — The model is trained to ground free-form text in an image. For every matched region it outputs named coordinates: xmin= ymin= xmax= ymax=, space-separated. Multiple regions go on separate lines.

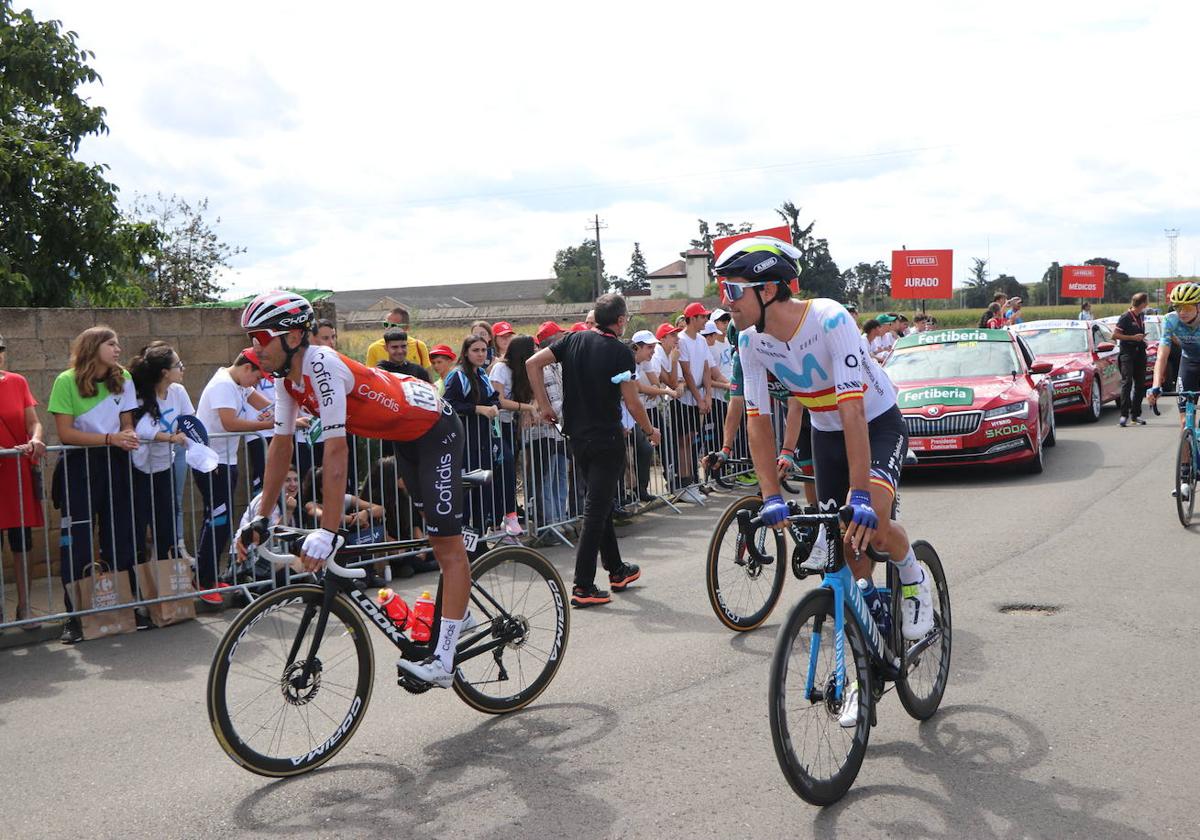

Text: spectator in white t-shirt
xmin=129 ymin=343 xmax=194 ymax=565
xmin=704 ymin=313 xmax=734 ymax=473
xmin=651 ymin=323 xmax=685 ymax=492
xmin=193 ymin=348 xmax=273 ymax=600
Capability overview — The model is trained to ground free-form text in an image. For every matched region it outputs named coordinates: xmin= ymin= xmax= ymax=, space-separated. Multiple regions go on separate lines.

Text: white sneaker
xmin=901 ymin=570 xmax=935 ymax=641
xmin=461 ymin=611 xmax=479 ymax=634
xmin=1176 ymin=484 xmax=1192 ymax=500
xmin=503 ymin=513 xmax=524 ymax=536
xmin=680 ymin=486 xmax=707 ymax=505
xmin=397 ymin=656 xmax=455 ymax=689
xmin=838 ymin=680 xmax=859 ymax=728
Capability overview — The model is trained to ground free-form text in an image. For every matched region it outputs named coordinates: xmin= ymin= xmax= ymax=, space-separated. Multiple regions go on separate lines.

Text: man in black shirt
xmin=528 ymin=293 xmax=661 ymax=607
xmin=1113 ymin=292 xmax=1150 ymax=426
xmin=376 ymin=330 xmax=432 ymax=383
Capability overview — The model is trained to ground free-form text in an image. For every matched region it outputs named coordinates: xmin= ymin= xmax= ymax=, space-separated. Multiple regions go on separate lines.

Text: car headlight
xmin=984 ymin=401 xmax=1029 ymax=420
xmin=1051 ymin=370 xmax=1085 ymax=382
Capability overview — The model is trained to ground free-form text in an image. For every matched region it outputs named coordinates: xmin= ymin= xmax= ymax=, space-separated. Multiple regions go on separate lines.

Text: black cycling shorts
xmin=795 ymin=406 xmax=814 ymax=473
xmin=1179 ymin=357 xmax=1200 ymax=412
xmin=390 ymin=408 xmax=464 ymax=538
xmin=811 ymin=405 xmax=907 ymax=518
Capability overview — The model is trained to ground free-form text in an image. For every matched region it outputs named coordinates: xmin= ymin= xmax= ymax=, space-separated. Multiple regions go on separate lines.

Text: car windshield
xmin=1146 ymin=320 xmax=1162 ymax=341
xmin=1014 ymin=328 xmax=1088 ymax=355
xmin=885 ymin=340 xmax=1020 ymax=382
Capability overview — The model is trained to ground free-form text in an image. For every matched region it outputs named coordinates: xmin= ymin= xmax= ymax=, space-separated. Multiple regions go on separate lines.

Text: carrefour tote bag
xmin=69 ymin=562 xmax=137 ymax=640
xmin=134 ymin=557 xmax=197 ymax=627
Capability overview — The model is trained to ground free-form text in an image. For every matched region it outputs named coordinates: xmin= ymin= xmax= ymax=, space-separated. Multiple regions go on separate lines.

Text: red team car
xmin=884 ymin=327 xmax=1055 ymax=473
xmin=1009 ymin=320 xmax=1120 ymax=421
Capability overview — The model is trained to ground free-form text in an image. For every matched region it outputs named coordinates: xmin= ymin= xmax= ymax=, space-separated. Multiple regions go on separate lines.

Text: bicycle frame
xmin=252 ymin=534 xmax=532 ymax=688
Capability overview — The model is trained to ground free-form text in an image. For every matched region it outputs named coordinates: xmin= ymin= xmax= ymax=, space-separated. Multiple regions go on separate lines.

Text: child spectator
xmin=470 ymin=320 xmax=495 ymax=366
xmin=228 ymin=465 xmax=300 ymax=586
xmin=490 ymin=321 xmax=516 ymax=371
xmin=0 ymin=334 xmax=47 ymax=626
xmin=428 ymin=344 xmax=456 ymax=396
xmin=128 ymin=343 xmax=193 ymax=566
xmin=192 ymin=348 xmax=273 ymax=603
xmin=490 ymin=335 xmax=539 ymax=537
xmin=442 ymin=335 xmax=500 ymax=536
xmin=298 ymin=467 xmax=387 ymax=550
xmin=48 ymin=326 xmax=140 ymax=642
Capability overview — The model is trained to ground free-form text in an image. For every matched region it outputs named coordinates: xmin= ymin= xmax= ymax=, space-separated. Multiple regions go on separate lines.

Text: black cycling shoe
xmin=135 ymin=611 xmax=153 ymax=631
xmin=608 ymin=563 xmax=641 ymax=591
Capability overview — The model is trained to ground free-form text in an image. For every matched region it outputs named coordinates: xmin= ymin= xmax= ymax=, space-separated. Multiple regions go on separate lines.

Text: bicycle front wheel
xmin=1176 ymin=431 xmax=1196 ymax=527
xmin=768 ymin=589 xmax=873 ymax=806
xmin=207 ymin=584 xmax=374 ymax=777
xmin=705 ymin=495 xmax=787 ymax=631
xmin=896 ymin=541 xmax=952 ymax=720
xmin=454 ymin=546 xmax=570 ymax=714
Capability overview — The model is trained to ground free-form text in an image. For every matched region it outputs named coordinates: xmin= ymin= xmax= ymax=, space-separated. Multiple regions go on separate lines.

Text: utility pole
xmin=587 ymin=215 xmax=608 ymax=300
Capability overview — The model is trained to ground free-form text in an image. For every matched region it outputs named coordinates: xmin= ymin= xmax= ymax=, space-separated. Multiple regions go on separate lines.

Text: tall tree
xmin=991 ymin=273 xmax=1025 ymax=300
xmin=689 ymin=219 xmax=751 ymax=253
xmin=611 ymin=242 xmax=649 ymax=296
xmin=775 ymin=202 xmax=843 ymax=300
xmin=547 ymin=239 xmax=605 ymax=303
xmin=962 ymin=257 xmax=991 ymax=309
xmin=128 ymin=193 xmax=244 ymax=306
xmin=0 ymin=2 xmax=150 ymax=306
xmin=1040 ymin=262 xmax=1063 ymax=307
xmin=1084 ymin=257 xmax=1132 ymax=304
xmin=840 ymin=260 xmax=891 ymax=310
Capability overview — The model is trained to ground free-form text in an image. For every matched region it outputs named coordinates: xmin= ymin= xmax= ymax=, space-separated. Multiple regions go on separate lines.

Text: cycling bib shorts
xmin=812 ymin=405 xmax=907 ymax=518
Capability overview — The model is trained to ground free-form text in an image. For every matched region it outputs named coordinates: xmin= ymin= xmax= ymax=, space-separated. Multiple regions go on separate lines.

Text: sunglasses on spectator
xmin=171 ymin=360 xmax=186 ymax=369
xmin=248 ymin=329 xmax=287 ymax=347
xmin=719 ymin=279 xmax=769 ymax=301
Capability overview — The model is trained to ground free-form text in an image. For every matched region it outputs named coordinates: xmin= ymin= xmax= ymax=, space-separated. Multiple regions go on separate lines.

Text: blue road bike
xmin=1164 ymin=390 xmax=1200 ymax=526
xmin=737 ymin=503 xmax=951 ymax=805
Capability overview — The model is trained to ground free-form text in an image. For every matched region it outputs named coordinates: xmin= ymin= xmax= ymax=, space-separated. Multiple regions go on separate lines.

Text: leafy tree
xmin=610 ymin=242 xmax=649 ymax=296
xmin=841 ymin=261 xmax=891 ymax=310
xmin=0 ymin=2 xmax=150 ymax=306
xmin=991 ymin=273 xmax=1026 ymax=301
xmin=547 ymin=239 xmax=606 ymax=303
xmin=127 ymin=193 xmax=244 ymax=306
xmin=775 ymin=202 xmax=843 ymax=300
xmin=689 ymin=219 xmax=751 ymax=253
xmin=1040 ymin=262 xmax=1063 ymax=306
xmin=962 ymin=257 xmax=991 ymax=309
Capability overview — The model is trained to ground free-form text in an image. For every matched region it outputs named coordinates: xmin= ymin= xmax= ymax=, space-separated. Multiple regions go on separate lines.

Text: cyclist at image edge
xmin=714 ymin=237 xmax=933 ymax=643
xmin=1149 ymin=282 xmax=1200 ymax=496
xmin=236 ymin=290 xmax=471 ymax=688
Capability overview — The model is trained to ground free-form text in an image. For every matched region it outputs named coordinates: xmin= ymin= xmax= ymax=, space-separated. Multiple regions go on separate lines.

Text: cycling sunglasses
xmin=248 ymin=328 xmax=288 ymax=347
xmin=719 ymin=279 xmax=769 ymax=302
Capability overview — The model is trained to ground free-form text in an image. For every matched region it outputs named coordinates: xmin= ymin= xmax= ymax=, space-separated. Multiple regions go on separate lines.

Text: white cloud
xmin=31 ymin=0 xmax=1200 ymax=299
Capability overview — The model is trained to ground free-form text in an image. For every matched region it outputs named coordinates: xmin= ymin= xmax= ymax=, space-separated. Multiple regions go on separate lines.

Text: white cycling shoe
xmin=397 ymin=656 xmax=455 ymax=689
xmin=901 ymin=570 xmax=935 ymax=641
xmin=838 ymin=681 xmax=860 ymax=728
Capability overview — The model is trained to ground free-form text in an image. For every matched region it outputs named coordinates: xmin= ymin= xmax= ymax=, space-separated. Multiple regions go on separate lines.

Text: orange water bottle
xmin=377 ymin=588 xmax=410 ymax=632
xmin=411 ymin=591 xmax=435 ymax=643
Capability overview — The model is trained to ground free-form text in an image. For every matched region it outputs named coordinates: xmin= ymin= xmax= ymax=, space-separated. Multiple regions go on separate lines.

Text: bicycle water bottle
xmin=377 ymin=588 xmax=410 ymax=632
xmin=856 ymin=578 xmax=892 ymax=641
xmin=411 ymin=591 xmax=435 ymax=643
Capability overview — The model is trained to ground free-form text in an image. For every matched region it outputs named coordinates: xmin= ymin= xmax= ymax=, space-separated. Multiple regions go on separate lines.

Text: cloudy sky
xmin=32 ymin=0 xmax=1200 ymax=298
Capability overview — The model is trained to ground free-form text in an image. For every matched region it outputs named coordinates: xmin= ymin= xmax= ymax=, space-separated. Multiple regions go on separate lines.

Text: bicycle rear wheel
xmin=768 ymin=589 xmax=873 ymax=806
xmin=1176 ymin=431 xmax=1196 ymax=527
xmin=454 ymin=546 xmax=570 ymax=714
xmin=705 ymin=495 xmax=787 ymax=631
xmin=207 ymin=584 xmax=374 ymax=777
xmin=895 ymin=541 xmax=952 ymax=720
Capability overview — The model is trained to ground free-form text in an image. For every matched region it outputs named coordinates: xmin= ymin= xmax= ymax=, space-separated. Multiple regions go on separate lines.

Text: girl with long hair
xmin=490 ymin=334 xmax=537 ymax=537
xmin=48 ymin=326 xmax=141 ymax=642
xmin=442 ymin=335 xmax=500 ymax=535
xmin=128 ymin=343 xmax=193 ymax=567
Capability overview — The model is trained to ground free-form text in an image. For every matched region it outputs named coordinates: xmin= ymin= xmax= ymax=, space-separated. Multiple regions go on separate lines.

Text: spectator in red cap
xmin=490 ymin=322 xmax=516 ymax=371
xmin=429 ymin=344 xmax=456 ymax=397
xmin=535 ymin=321 xmax=563 ymax=346
xmin=192 ymin=348 xmax=274 ymax=601
xmin=673 ymin=302 xmax=713 ymax=503
xmin=570 ymin=322 xmax=588 ymax=332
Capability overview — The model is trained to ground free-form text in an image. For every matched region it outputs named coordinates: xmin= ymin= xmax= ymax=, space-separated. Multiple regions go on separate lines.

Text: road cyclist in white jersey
xmin=714 ymin=237 xmax=934 ymax=723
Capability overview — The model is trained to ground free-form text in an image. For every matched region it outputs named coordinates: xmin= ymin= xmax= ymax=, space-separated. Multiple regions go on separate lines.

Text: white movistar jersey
xmin=739 ymin=298 xmax=897 ymax=433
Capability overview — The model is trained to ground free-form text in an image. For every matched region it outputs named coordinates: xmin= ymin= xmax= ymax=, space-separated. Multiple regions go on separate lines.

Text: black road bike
xmin=207 ymin=504 xmax=569 ymax=777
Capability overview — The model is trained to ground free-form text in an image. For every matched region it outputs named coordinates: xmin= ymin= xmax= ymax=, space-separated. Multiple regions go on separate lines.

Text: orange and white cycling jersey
xmin=273 ymin=346 xmax=443 ymax=442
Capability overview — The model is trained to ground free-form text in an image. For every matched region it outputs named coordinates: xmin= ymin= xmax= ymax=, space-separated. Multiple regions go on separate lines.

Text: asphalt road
xmin=2 ymin=405 xmax=1197 ymax=840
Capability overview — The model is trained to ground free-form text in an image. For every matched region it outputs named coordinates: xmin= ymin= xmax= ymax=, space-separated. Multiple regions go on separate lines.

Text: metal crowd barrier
xmin=0 ymin=398 xmax=793 ymax=635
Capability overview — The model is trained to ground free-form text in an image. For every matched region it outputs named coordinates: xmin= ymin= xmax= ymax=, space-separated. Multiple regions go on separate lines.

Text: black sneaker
xmin=61 ymin=619 xmax=83 ymax=645
xmin=570 ymin=584 xmax=612 ymax=607
xmin=608 ymin=563 xmax=641 ymax=591
xmin=135 ymin=610 xmax=153 ymax=631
